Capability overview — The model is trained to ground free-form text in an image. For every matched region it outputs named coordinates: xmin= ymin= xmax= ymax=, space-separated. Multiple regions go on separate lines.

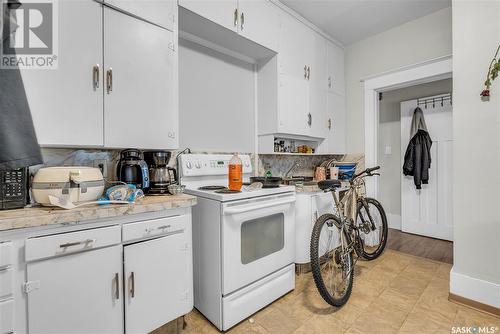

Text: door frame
xmin=362 ymin=55 xmax=452 ymax=199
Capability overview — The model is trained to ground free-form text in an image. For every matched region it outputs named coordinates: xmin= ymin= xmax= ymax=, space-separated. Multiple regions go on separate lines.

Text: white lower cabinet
xmin=0 ymin=298 xmax=14 ymax=334
xmin=26 ymin=245 xmax=124 ymax=334
xmin=124 ymin=232 xmax=192 ymax=333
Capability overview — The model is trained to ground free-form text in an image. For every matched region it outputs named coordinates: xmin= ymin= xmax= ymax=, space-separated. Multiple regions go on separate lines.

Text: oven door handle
xmin=223 ymin=198 xmax=295 ymax=215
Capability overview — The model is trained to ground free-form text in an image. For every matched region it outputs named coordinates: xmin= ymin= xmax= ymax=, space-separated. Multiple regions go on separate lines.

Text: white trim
xmin=363 ymin=57 xmax=453 ymax=198
xmin=450 ymin=267 xmax=500 ymax=309
xmin=360 ymin=55 xmax=452 ymax=82
xmin=270 ymin=0 xmax=344 ymax=49
xmin=387 ymin=213 xmax=401 ymax=230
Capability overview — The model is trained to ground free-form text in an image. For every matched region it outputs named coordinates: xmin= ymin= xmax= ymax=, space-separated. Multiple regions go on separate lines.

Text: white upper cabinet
xmin=104 ymin=8 xmax=178 ymax=149
xmin=22 ymin=0 xmax=104 ymax=147
xmin=237 ymin=0 xmax=279 ymax=51
xmin=105 ymin=0 xmax=176 ymax=31
xmin=308 ymin=31 xmax=327 ymax=139
xmin=325 ymin=91 xmax=346 ymax=153
xmin=326 ymin=41 xmax=345 ymax=95
xmin=179 ymin=0 xmax=238 ymax=32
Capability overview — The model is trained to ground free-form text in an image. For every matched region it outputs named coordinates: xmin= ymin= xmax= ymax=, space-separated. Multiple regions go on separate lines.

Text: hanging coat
xmin=403 ymin=107 xmax=432 ymax=189
xmin=0 ymin=1 xmax=43 ymax=170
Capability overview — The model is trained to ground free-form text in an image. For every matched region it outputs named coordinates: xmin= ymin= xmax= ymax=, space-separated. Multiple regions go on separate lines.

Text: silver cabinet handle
xmin=233 ymin=8 xmax=238 ymax=27
xmin=328 ymin=118 xmax=332 ymax=130
xmin=307 ymin=66 xmax=310 ymax=80
xmin=59 ymin=238 xmax=96 ymax=248
xmin=328 ymin=76 xmax=332 ymax=88
xmin=114 ymin=273 xmax=120 ymax=300
xmin=106 ymin=68 xmax=113 ymax=93
xmin=307 ymin=113 xmax=312 ymax=126
xmin=304 ymin=65 xmax=308 ymax=79
xmin=129 ymin=272 xmax=135 ymax=298
xmin=240 ymin=12 xmax=245 ymax=30
xmin=0 ymin=266 xmax=11 ymax=273
xmin=93 ymin=64 xmax=100 ymax=89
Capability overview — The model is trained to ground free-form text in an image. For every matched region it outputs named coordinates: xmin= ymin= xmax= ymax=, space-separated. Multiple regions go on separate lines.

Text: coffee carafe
xmin=144 ymin=151 xmax=177 ymax=195
xmin=116 ymin=149 xmax=150 ymax=189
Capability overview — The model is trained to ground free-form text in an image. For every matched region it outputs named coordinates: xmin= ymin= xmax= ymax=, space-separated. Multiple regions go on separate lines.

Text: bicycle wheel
xmin=310 ymin=214 xmax=354 ymax=307
xmin=356 ymin=198 xmax=388 ymax=260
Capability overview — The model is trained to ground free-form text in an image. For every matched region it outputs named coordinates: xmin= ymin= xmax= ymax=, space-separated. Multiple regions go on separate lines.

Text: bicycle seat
xmin=318 ymin=179 xmax=342 ymax=191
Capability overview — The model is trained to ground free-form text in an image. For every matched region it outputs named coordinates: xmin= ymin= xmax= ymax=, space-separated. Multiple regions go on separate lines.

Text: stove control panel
xmin=179 ymin=154 xmax=252 ymax=177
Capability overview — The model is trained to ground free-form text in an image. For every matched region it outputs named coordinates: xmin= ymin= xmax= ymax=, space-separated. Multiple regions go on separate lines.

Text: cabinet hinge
xmin=24 ymin=280 xmax=41 ymax=294
xmin=180 ymin=243 xmax=189 ymax=251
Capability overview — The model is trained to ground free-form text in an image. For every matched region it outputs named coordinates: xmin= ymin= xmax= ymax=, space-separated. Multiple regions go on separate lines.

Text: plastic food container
xmin=333 ymin=162 xmax=358 ymax=180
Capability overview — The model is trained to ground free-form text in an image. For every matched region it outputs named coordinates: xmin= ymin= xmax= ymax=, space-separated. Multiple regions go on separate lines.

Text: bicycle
xmin=310 ymin=166 xmax=388 ymax=307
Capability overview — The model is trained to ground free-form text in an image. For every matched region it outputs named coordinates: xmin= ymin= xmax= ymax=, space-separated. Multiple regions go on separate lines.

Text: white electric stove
xmin=179 ymin=154 xmax=296 ymax=331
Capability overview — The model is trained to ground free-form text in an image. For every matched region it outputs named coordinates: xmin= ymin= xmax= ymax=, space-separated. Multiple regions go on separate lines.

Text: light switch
xmin=385 ymin=146 xmax=392 ymax=155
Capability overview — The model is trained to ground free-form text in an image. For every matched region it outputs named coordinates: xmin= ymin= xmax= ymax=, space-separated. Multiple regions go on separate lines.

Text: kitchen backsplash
xmin=258 ymin=153 xmax=365 ymax=177
xmin=37 ymin=148 xmax=365 ymax=181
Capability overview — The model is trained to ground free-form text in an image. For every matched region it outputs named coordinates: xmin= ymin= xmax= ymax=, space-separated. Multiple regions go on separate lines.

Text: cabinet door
xmin=279 ymin=74 xmax=310 ymax=136
xmin=325 ymin=92 xmax=346 ymax=153
xmin=104 ymin=8 xmax=178 ymax=149
xmin=326 ymin=41 xmax=345 ymax=95
xmin=105 ymin=0 xmax=176 ymax=31
xmin=237 ymin=0 xmax=279 ymax=51
xmin=21 ymin=0 xmax=104 ymax=147
xmin=27 ymin=246 xmax=123 ymax=334
xmin=124 ymin=233 xmax=192 ymax=334
xmin=179 ymin=0 xmax=238 ymax=32
xmin=308 ymin=32 xmax=327 ymax=138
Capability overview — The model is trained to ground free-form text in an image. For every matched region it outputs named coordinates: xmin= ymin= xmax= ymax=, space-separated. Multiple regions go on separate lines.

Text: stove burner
xmin=199 ymin=186 xmax=227 ymax=191
xmin=214 ymin=189 xmax=242 ymax=194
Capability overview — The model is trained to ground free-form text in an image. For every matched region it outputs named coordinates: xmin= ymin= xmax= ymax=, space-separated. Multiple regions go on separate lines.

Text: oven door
xmin=221 ymin=192 xmax=295 ymax=295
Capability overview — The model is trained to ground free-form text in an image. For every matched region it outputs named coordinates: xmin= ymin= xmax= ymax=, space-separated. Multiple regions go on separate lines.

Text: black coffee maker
xmin=143 ymin=151 xmax=177 ymax=195
xmin=117 ymin=149 xmax=150 ymax=189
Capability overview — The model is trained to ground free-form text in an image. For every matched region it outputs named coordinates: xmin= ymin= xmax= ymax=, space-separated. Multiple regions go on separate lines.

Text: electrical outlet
xmin=93 ymin=159 xmax=108 ymax=178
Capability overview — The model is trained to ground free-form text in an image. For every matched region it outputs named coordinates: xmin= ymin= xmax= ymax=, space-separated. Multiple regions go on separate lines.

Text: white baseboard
xmin=387 ymin=213 xmax=401 ymax=230
xmin=450 ymin=267 xmax=500 ymax=308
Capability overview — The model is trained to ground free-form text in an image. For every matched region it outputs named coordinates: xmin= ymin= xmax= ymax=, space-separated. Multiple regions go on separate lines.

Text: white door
xmin=105 ymin=0 xmax=176 ymax=31
xmin=222 ymin=194 xmax=295 ymax=295
xmin=325 ymin=92 xmax=346 ymax=153
xmin=27 ymin=246 xmax=123 ymax=334
xmin=326 ymin=41 xmax=345 ymax=95
xmin=21 ymin=0 xmax=104 ymax=147
xmin=237 ymin=0 xmax=279 ymax=51
xmin=308 ymin=32 xmax=327 ymax=138
xmin=178 ymin=0 xmax=238 ymax=32
xmin=104 ymin=8 xmax=178 ymax=149
xmin=401 ymin=97 xmax=453 ymax=240
xmin=124 ymin=233 xmax=192 ymax=334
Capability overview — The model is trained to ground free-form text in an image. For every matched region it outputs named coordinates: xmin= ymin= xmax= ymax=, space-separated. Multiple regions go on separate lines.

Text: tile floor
xmin=182 ymin=250 xmax=500 ymax=334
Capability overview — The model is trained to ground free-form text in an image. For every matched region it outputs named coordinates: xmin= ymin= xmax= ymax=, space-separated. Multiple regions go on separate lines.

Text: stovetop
xmin=185 ymin=184 xmax=295 ymax=202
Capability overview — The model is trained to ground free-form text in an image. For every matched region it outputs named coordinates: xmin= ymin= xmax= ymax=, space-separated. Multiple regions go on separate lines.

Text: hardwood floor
xmin=387 ymin=228 xmax=453 ymax=264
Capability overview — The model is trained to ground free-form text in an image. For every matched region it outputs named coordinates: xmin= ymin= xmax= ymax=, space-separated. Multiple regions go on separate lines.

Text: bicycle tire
xmin=310 ymin=214 xmax=354 ymax=307
xmin=356 ymin=198 xmax=388 ymax=260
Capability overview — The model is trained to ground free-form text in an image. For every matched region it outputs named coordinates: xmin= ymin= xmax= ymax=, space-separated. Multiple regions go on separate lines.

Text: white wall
xmin=179 ymin=39 xmax=255 ymax=153
xmin=378 ymin=79 xmax=452 ymax=221
xmin=345 ymin=7 xmax=452 ymax=154
xmin=450 ymin=0 xmax=500 ymax=308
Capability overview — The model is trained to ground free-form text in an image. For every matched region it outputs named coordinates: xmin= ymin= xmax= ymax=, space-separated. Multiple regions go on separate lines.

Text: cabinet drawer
xmin=0 ymin=267 xmax=13 ymax=299
xmin=122 ymin=215 xmax=188 ymax=242
xmin=25 ymin=225 xmax=122 ymax=262
xmin=0 ymin=298 xmax=14 ymax=334
xmin=0 ymin=242 xmax=12 ymax=268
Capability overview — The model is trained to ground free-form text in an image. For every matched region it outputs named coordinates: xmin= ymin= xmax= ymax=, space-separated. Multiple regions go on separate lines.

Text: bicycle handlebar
xmin=352 ymin=166 xmax=381 ymax=180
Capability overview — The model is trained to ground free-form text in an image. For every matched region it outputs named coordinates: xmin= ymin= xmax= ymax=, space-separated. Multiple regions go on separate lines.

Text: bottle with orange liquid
xmin=228 ymin=154 xmax=242 ymax=191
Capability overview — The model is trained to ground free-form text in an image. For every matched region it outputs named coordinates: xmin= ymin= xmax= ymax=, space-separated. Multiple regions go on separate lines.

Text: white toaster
xmin=32 ymin=167 xmax=105 ymax=206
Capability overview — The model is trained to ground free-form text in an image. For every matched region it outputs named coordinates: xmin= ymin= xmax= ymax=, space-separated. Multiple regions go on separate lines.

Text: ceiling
xmin=280 ymin=0 xmax=451 ymax=45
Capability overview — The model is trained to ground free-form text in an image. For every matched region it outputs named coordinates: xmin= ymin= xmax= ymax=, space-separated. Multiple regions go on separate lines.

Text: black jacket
xmin=403 ymin=108 xmax=432 ymax=189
